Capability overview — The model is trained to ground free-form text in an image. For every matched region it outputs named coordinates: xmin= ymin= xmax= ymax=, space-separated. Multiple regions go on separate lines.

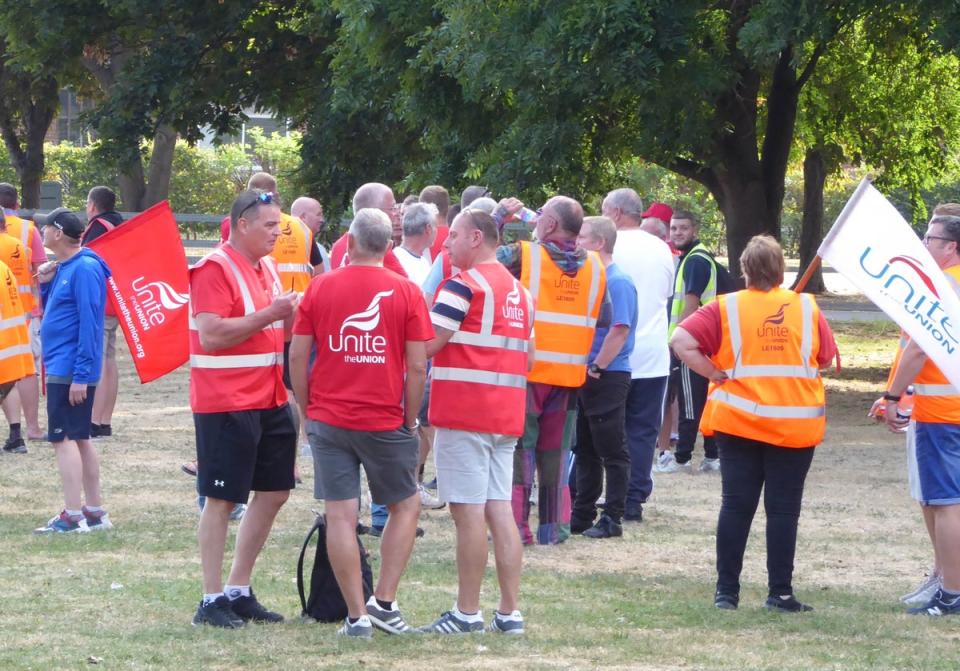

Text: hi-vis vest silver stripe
xmin=536 ymin=311 xmax=598 ymax=328
xmin=16 ymin=284 xmax=30 ymax=295
xmin=723 ymin=293 xmax=818 ymax=379
xmin=432 ymin=366 xmax=527 ymax=389
xmin=0 ymin=315 xmax=25 ymax=330
xmin=710 ymin=389 xmax=825 ymax=419
xmin=190 ymin=352 xmax=280 ymax=369
xmin=447 ymin=269 xmax=529 ymax=352
xmin=276 ymin=263 xmax=312 ymax=274
xmin=535 ymin=351 xmax=588 ymax=365
xmin=914 ymin=383 xmax=960 ymax=396
xmin=0 ymin=343 xmax=32 ymax=360
xmin=449 ymin=331 xmax=528 ymax=352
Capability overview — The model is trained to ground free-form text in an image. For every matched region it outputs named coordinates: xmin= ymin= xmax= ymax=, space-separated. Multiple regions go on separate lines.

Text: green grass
xmin=0 ymin=328 xmax=954 ymax=670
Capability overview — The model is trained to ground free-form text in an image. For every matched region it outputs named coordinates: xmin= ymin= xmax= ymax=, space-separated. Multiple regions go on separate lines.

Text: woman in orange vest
xmin=671 ymin=235 xmax=837 ymax=613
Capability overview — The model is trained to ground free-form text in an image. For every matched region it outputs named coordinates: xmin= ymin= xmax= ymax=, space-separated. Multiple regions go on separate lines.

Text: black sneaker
xmin=3 ymin=436 xmax=26 ymax=454
xmin=90 ymin=423 xmax=112 ymax=438
xmin=570 ymin=517 xmax=594 ymax=534
xmin=229 ymin=590 xmax=284 ymax=623
xmin=908 ymin=588 xmax=960 ymax=616
xmin=714 ymin=592 xmax=739 ymax=610
xmin=192 ymin=596 xmax=245 ymax=628
xmin=623 ymin=506 xmax=643 ymax=522
xmin=582 ymin=514 xmax=623 ymax=539
xmin=765 ymin=594 xmax=813 ymax=613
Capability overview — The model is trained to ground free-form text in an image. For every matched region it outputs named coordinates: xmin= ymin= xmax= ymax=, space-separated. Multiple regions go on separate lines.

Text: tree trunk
xmin=794 ymin=147 xmax=827 ymax=293
xmin=0 ymin=73 xmax=57 ymax=208
xmin=143 ymin=124 xmax=178 ymax=207
xmin=711 ymin=172 xmax=770 ymax=286
xmin=118 ymin=156 xmax=146 ymax=211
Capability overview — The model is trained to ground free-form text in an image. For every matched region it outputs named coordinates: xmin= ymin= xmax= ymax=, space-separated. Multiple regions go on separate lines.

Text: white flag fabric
xmin=818 ymin=178 xmax=960 ymax=390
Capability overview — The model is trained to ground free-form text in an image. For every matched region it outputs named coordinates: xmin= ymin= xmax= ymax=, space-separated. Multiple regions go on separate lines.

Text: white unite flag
xmin=818 ymin=178 xmax=960 ymax=390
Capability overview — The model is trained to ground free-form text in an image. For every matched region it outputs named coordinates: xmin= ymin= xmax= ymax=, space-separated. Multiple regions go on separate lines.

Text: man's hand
xmin=69 ymin=382 xmax=87 ymax=406
xmin=495 ymin=197 xmax=524 ymax=221
xmin=269 ymin=291 xmax=299 ymax=321
xmin=884 ymin=401 xmax=909 ymax=433
xmin=708 ymin=368 xmax=728 ymax=384
xmin=35 ymin=260 xmax=59 ymax=284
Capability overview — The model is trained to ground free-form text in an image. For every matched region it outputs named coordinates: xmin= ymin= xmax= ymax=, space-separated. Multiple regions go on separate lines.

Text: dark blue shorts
xmin=47 ymin=382 xmax=97 ymax=443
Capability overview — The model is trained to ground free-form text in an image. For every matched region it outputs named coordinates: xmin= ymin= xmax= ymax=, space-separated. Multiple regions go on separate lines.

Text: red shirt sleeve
xmin=405 ymin=282 xmax=434 ymax=342
xmin=190 ymin=262 xmax=236 ymax=318
xmin=219 ymin=216 xmax=230 ymax=245
xmin=330 ymin=234 xmax=348 ymax=268
xmin=816 ymin=310 xmax=838 ymax=367
xmin=430 ymin=225 xmax=449 ymax=259
xmin=678 ymin=301 xmax=723 ymax=356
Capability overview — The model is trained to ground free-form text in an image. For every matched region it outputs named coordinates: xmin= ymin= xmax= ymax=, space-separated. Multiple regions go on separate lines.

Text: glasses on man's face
xmin=923 ymin=234 xmax=955 ymax=245
xmin=238 ymin=191 xmax=274 ymax=220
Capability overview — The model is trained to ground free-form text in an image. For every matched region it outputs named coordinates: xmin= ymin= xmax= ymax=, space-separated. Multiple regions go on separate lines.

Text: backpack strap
xmin=297 ymin=514 xmax=324 ymax=616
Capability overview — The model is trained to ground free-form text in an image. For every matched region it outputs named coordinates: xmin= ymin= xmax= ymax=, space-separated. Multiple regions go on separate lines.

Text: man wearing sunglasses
xmin=189 ymin=189 xmax=300 ymax=628
xmin=885 ymin=208 xmax=960 ymax=617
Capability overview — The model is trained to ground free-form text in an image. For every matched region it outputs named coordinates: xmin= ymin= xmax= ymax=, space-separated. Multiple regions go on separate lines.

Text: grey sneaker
xmin=699 ymin=457 xmax=721 ymax=473
xmin=657 ymin=453 xmax=692 ymax=474
xmin=337 ymin=615 xmax=374 ymax=639
xmin=365 ymin=596 xmax=416 ymax=634
xmin=901 ymin=573 xmax=942 ymax=605
xmin=489 ymin=610 xmax=524 ymax=635
xmin=653 ymin=450 xmax=674 ymax=473
xmin=421 ymin=609 xmax=484 ymax=634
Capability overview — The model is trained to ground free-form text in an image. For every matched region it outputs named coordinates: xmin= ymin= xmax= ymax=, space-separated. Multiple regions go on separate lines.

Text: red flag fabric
xmin=87 ymin=201 xmax=189 ymax=382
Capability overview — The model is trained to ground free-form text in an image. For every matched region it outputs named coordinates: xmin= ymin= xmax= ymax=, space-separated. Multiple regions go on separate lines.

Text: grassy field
xmin=1 ymin=319 xmax=955 ymax=671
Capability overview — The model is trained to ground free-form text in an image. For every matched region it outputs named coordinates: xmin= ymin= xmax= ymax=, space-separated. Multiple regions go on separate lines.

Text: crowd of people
xmin=3 ymin=173 xmax=959 ymax=637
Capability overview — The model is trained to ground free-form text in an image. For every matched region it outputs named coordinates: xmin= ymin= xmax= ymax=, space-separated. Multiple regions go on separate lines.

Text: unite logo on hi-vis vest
xmin=757 ymin=302 xmax=791 ymax=351
xmin=328 ymin=289 xmax=393 ymax=364
xmin=502 ymin=283 xmax=525 ymax=327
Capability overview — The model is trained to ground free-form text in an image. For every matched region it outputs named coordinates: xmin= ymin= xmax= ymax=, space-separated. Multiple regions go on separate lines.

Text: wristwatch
xmin=588 ymin=363 xmax=605 ymax=376
xmin=404 ymin=419 xmax=421 ymax=431
xmin=882 ymin=392 xmax=901 ymax=402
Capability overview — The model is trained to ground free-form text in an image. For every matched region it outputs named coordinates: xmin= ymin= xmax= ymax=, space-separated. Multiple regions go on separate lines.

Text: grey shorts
xmin=307 ymin=419 xmax=419 ymax=505
xmin=103 ymin=315 xmax=119 ymax=360
xmin=434 ymin=428 xmax=517 ymax=504
xmin=27 ymin=316 xmax=41 ymax=367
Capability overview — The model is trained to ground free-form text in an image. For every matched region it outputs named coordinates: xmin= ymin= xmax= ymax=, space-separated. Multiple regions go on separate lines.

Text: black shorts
xmin=194 ymin=404 xmax=297 ymax=503
xmin=47 ymin=382 xmax=97 ymax=443
xmin=282 ymin=341 xmax=292 ymax=391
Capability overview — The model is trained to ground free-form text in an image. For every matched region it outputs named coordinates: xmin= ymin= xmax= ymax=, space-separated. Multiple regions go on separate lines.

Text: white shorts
xmin=434 ymin=428 xmax=517 ymax=504
xmin=27 ymin=316 xmax=40 ymax=370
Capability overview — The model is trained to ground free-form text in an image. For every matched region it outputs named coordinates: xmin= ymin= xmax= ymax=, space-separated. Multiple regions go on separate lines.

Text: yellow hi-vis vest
xmin=0 ymin=233 xmax=33 ymax=313
xmin=0 ymin=259 xmax=34 ymax=383
xmin=519 ymin=241 xmax=605 ymax=388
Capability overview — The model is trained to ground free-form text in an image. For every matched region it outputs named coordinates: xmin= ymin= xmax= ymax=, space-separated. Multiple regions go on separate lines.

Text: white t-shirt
xmin=393 ymin=246 xmax=432 ymax=288
xmin=612 ymin=228 xmax=675 ymax=378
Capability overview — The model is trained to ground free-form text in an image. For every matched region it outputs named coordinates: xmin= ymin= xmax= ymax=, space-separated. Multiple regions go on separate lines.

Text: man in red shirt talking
xmin=290 ymin=207 xmax=432 ymax=639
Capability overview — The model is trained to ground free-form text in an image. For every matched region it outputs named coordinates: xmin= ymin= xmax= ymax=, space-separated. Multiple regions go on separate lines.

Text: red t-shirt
xmin=329 ymin=232 xmax=409 ymax=278
xmin=219 ymin=215 xmax=231 ymax=245
xmin=293 ymin=264 xmax=433 ymax=430
xmin=429 ymin=225 xmax=449 ymax=260
xmin=189 ymin=257 xmax=287 ymax=412
xmin=679 ymin=299 xmax=838 ymax=367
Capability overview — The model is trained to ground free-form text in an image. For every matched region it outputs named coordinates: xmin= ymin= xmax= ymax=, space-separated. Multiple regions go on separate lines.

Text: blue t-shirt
xmin=588 ymin=263 xmax=637 ymax=373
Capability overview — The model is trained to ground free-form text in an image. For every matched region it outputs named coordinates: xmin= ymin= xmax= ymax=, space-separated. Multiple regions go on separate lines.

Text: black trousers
xmin=715 ymin=432 xmax=814 ymax=597
xmin=674 ymin=358 xmax=717 ymax=462
xmin=572 ymin=372 xmax=631 ymax=523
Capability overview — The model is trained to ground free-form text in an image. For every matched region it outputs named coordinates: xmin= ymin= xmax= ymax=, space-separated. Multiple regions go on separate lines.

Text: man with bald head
xmin=496 ymin=195 xmax=607 ymax=545
xmin=291 ymin=196 xmax=331 ymax=274
xmin=329 ymin=183 xmax=408 ymax=278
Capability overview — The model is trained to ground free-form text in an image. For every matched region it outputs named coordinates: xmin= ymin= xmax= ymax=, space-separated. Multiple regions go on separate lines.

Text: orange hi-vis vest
xmin=0 ymin=233 xmax=33 ymax=313
xmin=700 ymin=288 xmax=826 ymax=448
xmin=189 ymin=244 xmax=286 ymax=413
xmin=913 ymin=264 xmax=960 ymax=424
xmin=519 ymin=241 xmax=605 ymax=388
xmin=3 ymin=215 xmax=38 ymax=311
xmin=429 ymin=263 xmax=534 ymax=437
xmin=270 ymin=213 xmax=314 ymax=294
xmin=0 ymin=260 xmax=34 ymax=383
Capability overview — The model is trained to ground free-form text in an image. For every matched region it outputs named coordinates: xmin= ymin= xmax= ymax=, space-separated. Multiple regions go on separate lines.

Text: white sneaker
xmin=901 ymin=573 xmax=942 ymax=605
xmin=656 ymin=452 xmax=692 ymax=474
xmin=419 ymin=484 xmax=446 ymax=510
xmin=699 ymin=457 xmax=720 ymax=473
xmin=653 ymin=451 xmax=674 ymax=473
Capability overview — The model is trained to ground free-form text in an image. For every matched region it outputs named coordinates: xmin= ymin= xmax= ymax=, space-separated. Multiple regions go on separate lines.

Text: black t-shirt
xmin=679 ymin=241 xmax=712 ymax=299
xmin=309 ymin=241 xmax=323 ymax=267
xmin=82 ymin=211 xmax=124 ymax=246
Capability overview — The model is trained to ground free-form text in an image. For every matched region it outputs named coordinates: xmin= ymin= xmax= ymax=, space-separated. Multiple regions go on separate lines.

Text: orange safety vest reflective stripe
xmin=913 ymin=265 xmax=960 ymax=423
xmin=0 ymin=260 xmax=34 ymax=383
xmin=270 ymin=213 xmax=313 ymax=294
xmin=519 ymin=241 xmax=605 ymax=388
xmin=429 ymin=263 xmax=534 ymax=436
xmin=0 ymin=233 xmax=33 ymax=313
xmin=700 ymin=288 xmax=826 ymax=448
xmin=189 ymin=244 xmax=286 ymax=413
xmin=3 ymin=216 xmax=37 ymax=312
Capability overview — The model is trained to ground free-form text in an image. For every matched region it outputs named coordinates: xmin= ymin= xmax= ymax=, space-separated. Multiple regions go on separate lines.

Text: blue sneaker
xmin=489 ymin=610 xmax=524 ymax=635
xmin=34 ymin=511 xmax=89 ymax=534
xmin=908 ymin=589 xmax=960 ymax=616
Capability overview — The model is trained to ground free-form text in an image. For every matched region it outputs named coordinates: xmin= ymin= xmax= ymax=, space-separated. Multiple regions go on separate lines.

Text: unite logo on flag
xmin=129 ymin=277 xmax=190 ymax=328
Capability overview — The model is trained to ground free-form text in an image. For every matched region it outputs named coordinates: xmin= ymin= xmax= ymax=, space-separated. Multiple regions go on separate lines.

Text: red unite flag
xmin=87 ymin=201 xmax=189 ymax=383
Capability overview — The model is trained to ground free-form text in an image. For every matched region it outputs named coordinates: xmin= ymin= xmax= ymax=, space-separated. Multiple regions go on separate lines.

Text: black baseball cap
xmin=35 ymin=208 xmax=84 ymax=239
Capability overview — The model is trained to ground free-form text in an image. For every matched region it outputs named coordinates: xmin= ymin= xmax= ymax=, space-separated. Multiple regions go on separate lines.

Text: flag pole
xmin=793 ymin=255 xmax=822 ymax=293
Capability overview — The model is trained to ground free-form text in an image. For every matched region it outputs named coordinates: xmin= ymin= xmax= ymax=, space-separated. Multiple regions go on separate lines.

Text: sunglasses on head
xmin=238 ymin=191 xmax=274 ymax=220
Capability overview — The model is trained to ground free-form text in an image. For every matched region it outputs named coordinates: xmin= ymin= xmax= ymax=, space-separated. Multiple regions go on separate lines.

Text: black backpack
xmin=296 ymin=514 xmax=374 ymax=622
xmin=689 ymin=248 xmax=736 ymax=295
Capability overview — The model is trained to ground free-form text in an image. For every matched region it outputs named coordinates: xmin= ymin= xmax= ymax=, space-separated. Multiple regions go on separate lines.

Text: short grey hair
xmin=931 ymin=214 xmax=960 ymax=243
xmin=604 ymin=188 xmax=644 ymax=217
xmin=583 ymin=216 xmax=618 ymax=254
xmin=349 ymin=208 xmax=392 ymax=256
xmin=352 ymin=182 xmax=392 ymax=213
xmin=469 ymin=197 xmax=498 ymax=214
xmin=402 ymin=202 xmax=438 ymax=237
xmin=640 ymin=217 xmax=668 ymax=240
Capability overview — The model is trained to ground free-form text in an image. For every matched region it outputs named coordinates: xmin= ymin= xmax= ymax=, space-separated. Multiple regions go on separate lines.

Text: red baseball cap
xmin=641 ymin=202 xmax=673 ymax=222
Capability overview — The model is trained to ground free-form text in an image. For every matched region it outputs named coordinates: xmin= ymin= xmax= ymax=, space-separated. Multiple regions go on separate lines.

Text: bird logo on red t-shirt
xmin=340 ymin=290 xmax=394 ymax=333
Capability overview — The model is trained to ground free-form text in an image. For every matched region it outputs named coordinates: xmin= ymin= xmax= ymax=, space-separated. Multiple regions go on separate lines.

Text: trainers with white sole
xmin=419 ymin=484 xmax=446 ymax=510
xmin=901 ymin=573 xmax=942 ymax=605
xmin=699 ymin=457 xmax=721 ymax=473
xmin=489 ymin=610 xmax=524 ymax=635
xmin=653 ymin=450 xmax=674 ymax=473
xmin=421 ymin=609 xmax=484 ymax=634
xmin=83 ymin=508 xmax=113 ymax=531
xmin=34 ymin=511 xmax=89 ymax=534
xmin=338 ymin=614 xmax=374 ymax=638
xmin=657 ymin=453 xmax=692 ymax=474
xmin=365 ymin=596 xmax=416 ymax=634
